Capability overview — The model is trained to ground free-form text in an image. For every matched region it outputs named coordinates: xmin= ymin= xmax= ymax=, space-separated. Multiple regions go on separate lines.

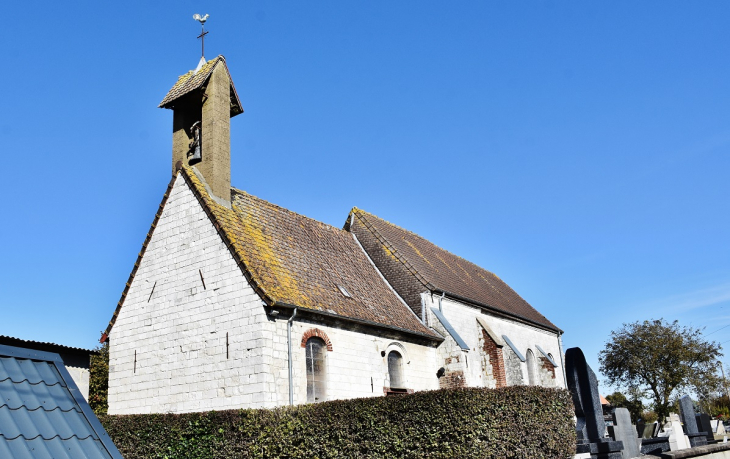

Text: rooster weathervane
xmin=193 ymin=14 xmax=210 ymax=58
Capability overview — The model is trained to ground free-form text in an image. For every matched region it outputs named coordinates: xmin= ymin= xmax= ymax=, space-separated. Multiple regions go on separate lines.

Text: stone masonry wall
xmin=66 ymin=366 xmax=90 ymax=401
xmin=108 ymin=175 xmax=275 ymax=414
xmin=109 ymin=176 xmax=440 ymax=413
xmin=539 ymin=356 xmax=557 ymax=387
xmin=421 ymin=293 xmax=565 ymax=389
xmin=268 ymin=317 xmax=439 ymax=404
xmin=429 ymin=312 xmax=467 ymax=390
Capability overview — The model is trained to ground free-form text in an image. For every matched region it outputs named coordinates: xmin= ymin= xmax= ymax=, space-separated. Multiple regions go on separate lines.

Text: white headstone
xmin=710 ymin=419 xmax=726 ymax=435
xmin=663 ymin=413 xmax=690 ymax=451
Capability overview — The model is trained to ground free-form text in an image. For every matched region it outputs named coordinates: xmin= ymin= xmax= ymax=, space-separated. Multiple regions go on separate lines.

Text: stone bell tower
xmin=159 ymin=56 xmax=243 ymax=205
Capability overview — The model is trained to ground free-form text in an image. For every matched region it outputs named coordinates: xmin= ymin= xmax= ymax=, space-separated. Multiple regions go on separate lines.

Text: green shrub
xmin=89 ymin=341 xmax=109 ymax=415
xmin=99 ymin=386 xmax=575 ymax=459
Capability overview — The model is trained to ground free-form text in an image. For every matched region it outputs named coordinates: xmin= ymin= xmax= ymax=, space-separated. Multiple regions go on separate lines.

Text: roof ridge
xmin=0 ymin=336 xmax=96 ymax=354
xmin=182 ymin=168 xmax=277 ymax=305
xmin=350 ymin=209 xmax=434 ymax=291
xmin=354 ymin=207 xmax=502 ymax=280
xmin=104 ymin=168 xmax=439 ymax=341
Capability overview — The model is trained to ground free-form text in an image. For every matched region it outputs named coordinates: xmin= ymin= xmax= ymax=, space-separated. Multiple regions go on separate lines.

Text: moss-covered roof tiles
xmin=103 ymin=167 xmax=436 ymax=342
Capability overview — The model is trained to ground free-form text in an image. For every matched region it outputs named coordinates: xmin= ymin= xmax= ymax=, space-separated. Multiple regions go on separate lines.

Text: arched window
xmin=306 ymin=337 xmax=327 ymax=403
xmin=388 ymin=350 xmax=404 ymax=389
xmin=526 ymin=349 xmax=538 ymax=386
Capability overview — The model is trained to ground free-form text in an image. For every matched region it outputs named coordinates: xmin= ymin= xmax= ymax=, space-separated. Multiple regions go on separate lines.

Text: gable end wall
xmin=108 ymin=175 xmax=277 ymax=414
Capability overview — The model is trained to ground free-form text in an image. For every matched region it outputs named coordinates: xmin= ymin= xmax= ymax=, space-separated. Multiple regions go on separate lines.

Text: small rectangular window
xmin=336 ymin=285 xmax=351 ymax=298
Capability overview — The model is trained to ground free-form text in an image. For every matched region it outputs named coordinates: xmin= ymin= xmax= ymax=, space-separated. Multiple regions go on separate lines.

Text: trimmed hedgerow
xmin=99 ymin=386 xmax=575 ymax=458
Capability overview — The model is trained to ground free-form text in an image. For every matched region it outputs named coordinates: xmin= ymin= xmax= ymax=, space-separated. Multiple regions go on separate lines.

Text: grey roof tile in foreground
xmin=0 ymin=344 xmax=122 ymax=459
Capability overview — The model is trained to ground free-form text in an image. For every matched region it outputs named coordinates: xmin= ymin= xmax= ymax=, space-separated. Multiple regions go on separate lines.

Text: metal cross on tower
xmin=193 ymin=14 xmax=210 ymax=58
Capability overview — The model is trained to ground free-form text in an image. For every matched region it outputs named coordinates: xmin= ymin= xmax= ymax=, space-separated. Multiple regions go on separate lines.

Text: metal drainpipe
xmin=557 ymin=331 xmax=567 ymax=387
xmin=438 ymin=292 xmax=445 ymax=312
xmin=287 ymin=307 xmax=298 ymax=406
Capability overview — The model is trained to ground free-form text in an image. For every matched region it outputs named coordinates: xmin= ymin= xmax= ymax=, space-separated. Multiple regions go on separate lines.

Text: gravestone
xmin=711 ymin=419 xmax=727 ymax=435
xmin=607 ymin=408 xmax=641 ymax=459
xmin=678 ymin=395 xmax=707 ymax=447
xmin=660 ymin=413 xmax=690 ymax=451
xmin=566 ymin=347 xmax=624 ymax=459
xmin=696 ymin=413 xmax=716 ymax=444
xmin=637 ymin=421 xmax=659 ymax=439
xmin=641 ymin=437 xmax=670 ymax=456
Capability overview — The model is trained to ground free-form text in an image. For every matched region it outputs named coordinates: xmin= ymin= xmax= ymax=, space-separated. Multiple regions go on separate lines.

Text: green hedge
xmin=99 ymin=386 xmax=575 ymax=458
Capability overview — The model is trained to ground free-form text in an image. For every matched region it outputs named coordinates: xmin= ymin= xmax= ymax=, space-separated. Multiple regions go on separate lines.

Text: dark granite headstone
xmin=641 ymin=437 xmax=670 ymax=455
xmin=566 ymin=347 xmax=624 ymax=459
xmin=678 ymin=395 xmax=707 ymax=447
xmin=607 ymin=408 xmax=641 ymax=459
xmin=636 ymin=421 xmax=645 ymax=439
xmin=696 ymin=413 xmax=716 ymax=444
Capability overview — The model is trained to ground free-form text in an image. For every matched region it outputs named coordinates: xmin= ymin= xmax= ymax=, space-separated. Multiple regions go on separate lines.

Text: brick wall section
xmin=300 ymin=329 xmax=333 ymax=351
xmin=480 ymin=329 xmax=507 ymax=388
xmin=539 ymin=356 xmax=557 ymax=386
xmin=349 ymin=215 xmax=426 ymax=320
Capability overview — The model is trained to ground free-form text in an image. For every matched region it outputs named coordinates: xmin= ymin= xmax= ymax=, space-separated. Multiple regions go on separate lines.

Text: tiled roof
xmin=348 ymin=208 xmax=561 ymax=332
xmin=0 ymin=344 xmax=122 ymax=458
xmin=158 ymin=55 xmax=243 ymax=116
xmin=103 ymin=167 xmax=438 ymax=342
xmin=0 ymin=336 xmax=97 ymax=357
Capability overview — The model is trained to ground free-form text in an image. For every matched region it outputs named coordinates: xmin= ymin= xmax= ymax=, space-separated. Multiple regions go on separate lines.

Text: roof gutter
xmin=431 ymin=289 xmax=563 ymax=334
xmin=270 ymin=301 xmax=443 ymax=345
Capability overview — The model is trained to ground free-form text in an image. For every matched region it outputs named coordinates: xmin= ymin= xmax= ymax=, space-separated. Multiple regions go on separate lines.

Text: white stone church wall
xmin=108 ymin=175 xmax=278 ymax=414
xmin=270 ymin=319 xmax=440 ymax=405
xmin=65 ymin=366 xmax=90 ymax=401
xmin=422 ymin=293 xmax=565 ymax=389
xmin=108 ymin=175 xmax=441 ymax=414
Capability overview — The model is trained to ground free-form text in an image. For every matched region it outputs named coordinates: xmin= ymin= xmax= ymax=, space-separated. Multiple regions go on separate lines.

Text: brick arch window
xmin=305 ymin=337 xmax=327 ymax=403
xmin=301 ymin=329 xmax=333 ymax=351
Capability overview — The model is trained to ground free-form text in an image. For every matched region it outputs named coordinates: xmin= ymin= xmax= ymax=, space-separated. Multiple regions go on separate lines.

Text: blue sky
xmin=1 ymin=1 xmax=729 ymax=386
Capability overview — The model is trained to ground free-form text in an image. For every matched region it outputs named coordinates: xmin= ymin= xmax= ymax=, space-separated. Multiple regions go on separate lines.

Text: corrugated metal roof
xmin=0 ymin=345 xmax=122 ymax=459
xmin=0 ymin=336 xmax=96 ymax=356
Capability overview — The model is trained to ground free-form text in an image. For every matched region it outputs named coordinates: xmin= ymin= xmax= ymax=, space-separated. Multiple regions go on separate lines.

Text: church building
xmin=103 ymin=55 xmax=566 ymax=415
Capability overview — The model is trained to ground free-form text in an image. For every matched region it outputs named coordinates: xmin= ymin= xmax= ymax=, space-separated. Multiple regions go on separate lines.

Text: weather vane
xmin=193 ymin=14 xmax=210 ymax=58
